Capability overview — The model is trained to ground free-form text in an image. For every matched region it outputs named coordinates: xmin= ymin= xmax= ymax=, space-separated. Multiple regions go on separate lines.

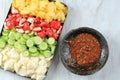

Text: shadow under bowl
xmin=60 ymin=27 xmax=109 ymax=75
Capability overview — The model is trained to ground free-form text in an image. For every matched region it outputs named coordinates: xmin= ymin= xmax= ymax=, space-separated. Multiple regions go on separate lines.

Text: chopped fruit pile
xmin=0 ymin=28 xmax=56 ymax=57
xmin=0 ymin=0 xmax=68 ymax=80
xmin=4 ymin=8 xmax=62 ymax=40
xmin=0 ymin=46 xmax=52 ymax=80
xmin=12 ymin=0 xmax=68 ymax=22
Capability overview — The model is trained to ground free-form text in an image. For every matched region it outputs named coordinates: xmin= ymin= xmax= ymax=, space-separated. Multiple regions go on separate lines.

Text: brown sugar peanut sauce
xmin=69 ymin=33 xmax=101 ymax=66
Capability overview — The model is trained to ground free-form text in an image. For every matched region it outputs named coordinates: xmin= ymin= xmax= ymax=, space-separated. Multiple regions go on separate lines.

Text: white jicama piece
xmin=0 ymin=54 xmax=2 ymax=66
xmin=16 ymin=28 xmax=24 ymax=33
xmin=11 ymin=7 xmax=19 ymax=14
xmin=4 ymin=59 xmax=15 ymax=72
xmin=27 ymin=17 xmax=35 ymax=23
xmin=19 ymin=18 xmax=26 ymax=26
xmin=0 ymin=46 xmax=52 ymax=80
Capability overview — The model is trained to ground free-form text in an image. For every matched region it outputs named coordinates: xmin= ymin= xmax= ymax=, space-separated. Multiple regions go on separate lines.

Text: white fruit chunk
xmin=4 ymin=59 xmax=15 ymax=72
xmin=0 ymin=54 xmax=2 ymax=66
xmin=11 ymin=8 xmax=19 ymax=14
xmin=27 ymin=17 xmax=34 ymax=23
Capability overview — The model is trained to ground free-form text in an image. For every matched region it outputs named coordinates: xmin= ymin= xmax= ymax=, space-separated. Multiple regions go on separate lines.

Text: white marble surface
xmin=0 ymin=0 xmax=120 ymax=80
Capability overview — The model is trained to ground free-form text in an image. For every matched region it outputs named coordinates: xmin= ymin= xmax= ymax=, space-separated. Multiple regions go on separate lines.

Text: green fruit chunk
xmin=47 ymin=37 xmax=55 ymax=45
xmin=26 ymin=39 xmax=34 ymax=47
xmin=38 ymin=42 xmax=48 ymax=50
xmin=30 ymin=51 xmax=40 ymax=57
xmin=51 ymin=46 xmax=56 ymax=54
xmin=2 ymin=32 xmax=9 ymax=36
xmin=14 ymin=42 xmax=26 ymax=52
xmin=8 ymin=39 xmax=15 ymax=46
xmin=1 ymin=36 xmax=8 ymax=42
xmin=43 ymin=50 xmax=52 ymax=58
xmin=33 ymin=36 xmax=43 ymax=45
xmin=23 ymin=51 xmax=30 ymax=57
xmin=0 ymin=39 xmax=6 ymax=48
xmin=23 ymin=34 xmax=30 ymax=40
xmin=15 ymin=32 xmax=22 ymax=40
xmin=20 ymin=45 xmax=27 ymax=52
xmin=18 ymin=37 xmax=26 ymax=45
xmin=29 ymin=46 xmax=37 ymax=53
xmin=8 ymin=31 xmax=16 ymax=40
xmin=3 ymin=28 xmax=10 ymax=33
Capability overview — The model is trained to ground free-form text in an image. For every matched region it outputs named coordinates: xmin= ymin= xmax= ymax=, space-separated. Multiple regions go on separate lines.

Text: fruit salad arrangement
xmin=0 ymin=0 xmax=67 ymax=80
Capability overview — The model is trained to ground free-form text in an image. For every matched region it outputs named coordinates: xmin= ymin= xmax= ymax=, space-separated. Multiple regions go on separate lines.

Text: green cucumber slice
xmin=8 ymin=39 xmax=16 ymax=46
xmin=17 ymin=45 xmax=26 ymax=52
xmin=26 ymin=39 xmax=34 ymax=47
xmin=43 ymin=50 xmax=52 ymax=58
xmin=30 ymin=51 xmax=40 ymax=57
xmin=2 ymin=28 xmax=10 ymax=36
xmin=29 ymin=46 xmax=37 ymax=53
xmin=18 ymin=37 xmax=26 ymax=45
xmin=14 ymin=42 xmax=27 ymax=52
xmin=38 ymin=42 xmax=48 ymax=50
xmin=23 ymin=34 xmax=30 ymax=40
xmin=14 ymin=42 xmax=20 ymax=49
xmin=20 ymin=45 xmax=27 ymax=52
xmin=15 ymin=32 xmax=22 ymax=40
xmin=47 ymin=37 xmax=55 ymax=45
xmin=1 ymin=36 xmax=8 ymax=42
xmin=33 ymin=36 xmax=43 ymax=45
xmin=8 ymin=31 xmax=16 ymax=40
xmin=51 ymin=46 xmax=56 ymax=54
xmin=23 ymin=51 xmax=30 ymax=57
xmin=3 ymin=28 xmax=10 ymax=33
xmin=0 ymin=39 xmax=6 ymax=48
xmin=2 ymin=32 xmax=9 ymax=36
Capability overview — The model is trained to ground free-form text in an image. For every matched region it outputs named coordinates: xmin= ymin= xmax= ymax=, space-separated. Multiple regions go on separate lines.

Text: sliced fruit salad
xmin=0 ymin=0 xmax=67 ymax=80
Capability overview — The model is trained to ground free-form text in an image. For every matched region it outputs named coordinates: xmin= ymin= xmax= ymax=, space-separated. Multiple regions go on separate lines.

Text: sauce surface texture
xmin=69 ymin=33 xmax=101 ymax=66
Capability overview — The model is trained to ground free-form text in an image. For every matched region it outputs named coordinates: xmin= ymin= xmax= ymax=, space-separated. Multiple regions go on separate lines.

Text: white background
xmin=0 ymin=0 xmax=120 ymax=80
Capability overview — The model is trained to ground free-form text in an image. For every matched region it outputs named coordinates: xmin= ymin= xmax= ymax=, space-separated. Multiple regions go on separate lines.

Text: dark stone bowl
xmin=60 ymin=27 xmax=109 ymax=75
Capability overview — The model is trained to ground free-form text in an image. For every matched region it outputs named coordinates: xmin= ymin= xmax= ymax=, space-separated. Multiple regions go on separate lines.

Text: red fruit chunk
xmin=42 ymin=27 xmax=48 ymax=31
xmin=41 ymin=21 xmax=49 ymax=27
xmin=5 ymin=18 xmax=12 ymax=22
xmin=16 ymin=14 xmax=22 ymax=22
xmin=34 ymin=23 xmax=40 ymax=27
xmin=16 ymin=16 xmax=22 ymax=22
xmin=5 ymin=17 xmax=17 ymax=30
xmin=15 ymin=13 xmax=22 ymax=17
xmin=23 ymin=22 xmax=30 ymax=31
xmin=35 ymin=17 xmax=41 ymax=23
xmin=39 ymin=19 xmax=44 ymax=23
xmin=56 ymin=26 xmax=62 ymax=35
xmin=6 ymin=21 xmax=13 ymax=30
xmin=53 ymin=34 xmax=58 ymax=40
xmin=38 ymin=31 xmax=46 ymax=38
xmin=46 ymin=29 xmax=54 ymax=37
xmin=8 ymin=14 xmax=13 ymax=18
xmin=50 ymin=20 xmax=61 ymax=30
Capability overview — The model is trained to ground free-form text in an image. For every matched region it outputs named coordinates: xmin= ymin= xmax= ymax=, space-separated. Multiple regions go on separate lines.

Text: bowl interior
xmin=60 ymin=27 xmax=109 ymax=75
